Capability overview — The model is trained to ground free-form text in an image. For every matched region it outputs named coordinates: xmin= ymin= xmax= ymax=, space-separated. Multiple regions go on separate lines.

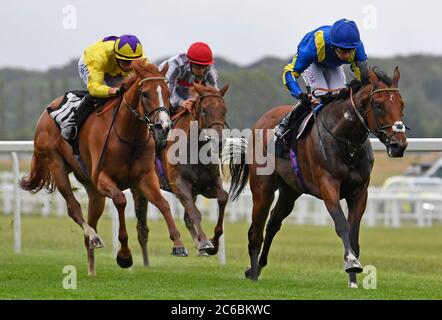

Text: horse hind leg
xmin=46 ymin=154 xmax=104 ymax=249
xmin=258 ymin=187 xmax=299 ymax=274
xmin=84 ymin=184 xmax=106 ymax=276
xmin=245 ymin=181 xmax=275 ymax=281
xmin=97 ymin=173 xmax=133 ymax=268
xmin=132 ymin=189 xmax=150 ymax=267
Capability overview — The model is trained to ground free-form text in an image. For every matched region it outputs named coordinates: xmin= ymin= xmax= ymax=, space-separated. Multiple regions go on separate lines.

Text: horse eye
xmin=374 ymin=102 xmax=383 ymax=111
xmin=142 ymin=91 xmax=150 ymax=99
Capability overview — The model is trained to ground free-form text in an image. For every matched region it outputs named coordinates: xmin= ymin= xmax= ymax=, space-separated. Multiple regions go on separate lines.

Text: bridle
xmin=121 ymin=76 xmax=170 ymax=131
xmin=96 ymin=75 xmax=171 ymax=171
xmin=349 ymin=86 xmax=407 ymax=146
xmin=194 ymin=93 xmax=229 ymax=139
xmin=316 ymin=85 xmax=407 ymax=147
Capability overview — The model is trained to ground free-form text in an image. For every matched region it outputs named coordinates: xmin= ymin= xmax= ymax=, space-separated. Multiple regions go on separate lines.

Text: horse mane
xmin=121 ymin=59 xmax=162 ymax=87
xmin=196 ymin=83 xmax=219 ymax=94
xmin=319 ymin=66 xmax=393 ymax=105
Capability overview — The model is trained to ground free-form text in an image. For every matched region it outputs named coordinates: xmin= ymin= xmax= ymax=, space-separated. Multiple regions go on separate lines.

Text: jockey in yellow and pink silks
xmin=79 ymin=34 xmax=147 ymax=98
xmin=62 ymin=34 xmax=147 ymax=140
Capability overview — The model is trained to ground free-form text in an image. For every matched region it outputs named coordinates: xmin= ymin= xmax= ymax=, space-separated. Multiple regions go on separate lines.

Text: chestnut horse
xmin=229 ymin=67 xmax=408 ymax=287
xmin=20 ymin=61 xmax=187 ymax=276
xmin=132 ymin=82 xmax=230 ymax=262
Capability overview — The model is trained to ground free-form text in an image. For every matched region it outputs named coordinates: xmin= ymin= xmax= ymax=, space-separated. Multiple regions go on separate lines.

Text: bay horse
xmin=229 ymin=67 xmax=408 ymax=287
xmin=20 ymin=60 xmax=187 ymax=276
xmin=132 ymin=82 xmax=230 ymax=262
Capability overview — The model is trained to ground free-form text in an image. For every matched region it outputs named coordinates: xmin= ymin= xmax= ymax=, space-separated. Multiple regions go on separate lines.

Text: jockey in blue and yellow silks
xmin=275 ymin=19 xmax=369 ymax=140
xmin=62 ymin=34 xmax=147 ymax=140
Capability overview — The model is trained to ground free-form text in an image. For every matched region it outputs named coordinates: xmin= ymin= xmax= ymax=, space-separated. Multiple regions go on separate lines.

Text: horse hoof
xmin=348 ymin=282 xmax=359 ymax=289
xmin=244 ymin=267 xmax=258 ymax=281
xmin=199 ymin=240 xmax=217 ymax=256
xmin=172 ymin=247 xmax=189 ymax=257
xmin=89 ymin=236 xmax=104 ymax=250
xmin=197 ymin=250 xmax=210 ymax=257
xmin=198 ymin=241 xmax=214 ymax=251
xmin=344 ymin=259 xmax=363 ymax=274
xmin=116 ymin=255 xmax=133 ymax=269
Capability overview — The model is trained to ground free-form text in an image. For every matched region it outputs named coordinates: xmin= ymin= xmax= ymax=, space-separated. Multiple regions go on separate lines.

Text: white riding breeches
xmin=301 ymin=63 xmax=346 ymax=96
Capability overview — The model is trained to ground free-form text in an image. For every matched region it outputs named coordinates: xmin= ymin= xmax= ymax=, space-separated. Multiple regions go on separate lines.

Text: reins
xmin=96 ymin=76 xmax=169 ymax=171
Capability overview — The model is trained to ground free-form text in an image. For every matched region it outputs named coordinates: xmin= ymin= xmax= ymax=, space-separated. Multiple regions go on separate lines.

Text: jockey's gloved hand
xmin=298 ymin=92 xmax=312 ymax=108
xmin=116 ymin=84 xmax=128 ymax=96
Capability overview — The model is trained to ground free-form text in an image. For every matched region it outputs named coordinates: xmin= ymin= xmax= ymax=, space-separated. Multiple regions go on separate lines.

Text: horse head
xmin=352 ymin=67 xmax=408 ymax=157
xmin=192 ymin=82 xmax=229 ymax=154
xmin=130 ymin=59 xmax=172 ymax=146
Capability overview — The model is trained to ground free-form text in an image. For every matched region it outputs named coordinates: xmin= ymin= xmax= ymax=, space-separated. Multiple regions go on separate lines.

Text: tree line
xmin=0 ymin=54 xmax=441 ymax=139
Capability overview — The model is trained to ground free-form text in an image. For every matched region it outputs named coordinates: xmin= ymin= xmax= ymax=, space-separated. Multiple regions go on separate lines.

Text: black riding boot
xmin=74 ymin=94 xmax=96 ymax=129
xmin=275 ymin=102 xmax=311 ymax=142
xmin=274 ymin=109 xmax=293 ymax=140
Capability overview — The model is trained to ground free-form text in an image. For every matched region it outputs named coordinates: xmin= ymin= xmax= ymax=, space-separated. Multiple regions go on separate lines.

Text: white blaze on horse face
xmin=390 ymin=94 xmax=394 ymax=102
xmin=156 ymin=85 xmax=170 ymax=129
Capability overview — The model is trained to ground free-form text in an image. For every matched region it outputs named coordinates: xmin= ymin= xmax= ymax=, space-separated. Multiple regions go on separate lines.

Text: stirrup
xmin=275 ymin=128 xmax=292 ymax=143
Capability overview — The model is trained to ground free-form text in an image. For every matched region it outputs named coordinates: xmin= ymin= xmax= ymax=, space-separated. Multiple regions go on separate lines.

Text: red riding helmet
xmin=187 ymin=42 xmax=214 ymax=65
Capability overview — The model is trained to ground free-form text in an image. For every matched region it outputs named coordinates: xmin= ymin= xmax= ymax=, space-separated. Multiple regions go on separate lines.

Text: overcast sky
xmin=1 ymin=0 xmax=440 ymax=70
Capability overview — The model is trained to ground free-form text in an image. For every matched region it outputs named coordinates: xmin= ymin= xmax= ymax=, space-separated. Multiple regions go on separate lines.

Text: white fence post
xmin=11 ymin=152 xmax=21 ymax=253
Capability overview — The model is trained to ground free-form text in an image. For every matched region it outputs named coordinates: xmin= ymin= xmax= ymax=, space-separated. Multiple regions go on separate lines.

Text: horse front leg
xmin=175 ymin=178 xmax=212 ymax=254
xmin=138 ymin=171 xmax=188 ymax=257
xmin=132 ymin=188 xmax=149 ymax=267
xmin=97 ymin=173 xmax=133 ymax=268
xmin=319 ymin=177 xmax=363 ymax=276
xmin=205 ymin=179 xmax=228 ymax=256
xmin=346 ymin=187 xmax=368 ymax=288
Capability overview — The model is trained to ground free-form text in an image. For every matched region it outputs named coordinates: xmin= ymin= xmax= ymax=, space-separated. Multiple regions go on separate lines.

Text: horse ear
xmin=368 ymin=68 xmax=378 ymax=83
xmin=392 ymin=66 xmax=400 ymax=87
xmin=160 ymin=62 xmax=169 ymax=77
xmin=219 ymin=84 xmax=229 ymax=97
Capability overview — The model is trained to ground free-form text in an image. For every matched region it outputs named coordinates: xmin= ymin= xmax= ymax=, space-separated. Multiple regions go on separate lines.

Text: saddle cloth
xmin=47 ymin=91 xmax=88 ymax=140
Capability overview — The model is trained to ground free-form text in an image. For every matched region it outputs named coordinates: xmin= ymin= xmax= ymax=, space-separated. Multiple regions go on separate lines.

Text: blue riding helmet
xmin=330 ymin=19 xmax=361 ymax=49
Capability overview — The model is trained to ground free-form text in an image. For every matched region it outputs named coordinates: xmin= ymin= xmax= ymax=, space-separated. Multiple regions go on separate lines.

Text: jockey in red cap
xmin=160 ymin=42 xmax=218 ymax=112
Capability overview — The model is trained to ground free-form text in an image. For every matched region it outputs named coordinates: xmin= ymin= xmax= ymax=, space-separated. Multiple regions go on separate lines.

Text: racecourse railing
xmin=1 ymin=139 xmax=442 ymax=258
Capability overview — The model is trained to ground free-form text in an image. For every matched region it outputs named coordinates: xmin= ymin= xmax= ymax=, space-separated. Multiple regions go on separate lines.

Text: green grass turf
xmin=1 ymin=214 xmax=441 ymax=299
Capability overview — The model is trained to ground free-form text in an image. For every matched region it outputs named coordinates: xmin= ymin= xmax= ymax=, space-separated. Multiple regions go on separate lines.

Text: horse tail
xmin=224 ymin=137 xmax=249 ymax=201
xmin=19 ymin=151 xmax=55 ymax=194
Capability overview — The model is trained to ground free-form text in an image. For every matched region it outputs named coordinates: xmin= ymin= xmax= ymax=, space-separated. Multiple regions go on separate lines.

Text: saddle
xmin=274 ymin=102 xmax=327 ymax=160
xmin=47 ymin=91 xmax=110 ymax=154
xmin=274 ymin=104 xmax=312 ymax=160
